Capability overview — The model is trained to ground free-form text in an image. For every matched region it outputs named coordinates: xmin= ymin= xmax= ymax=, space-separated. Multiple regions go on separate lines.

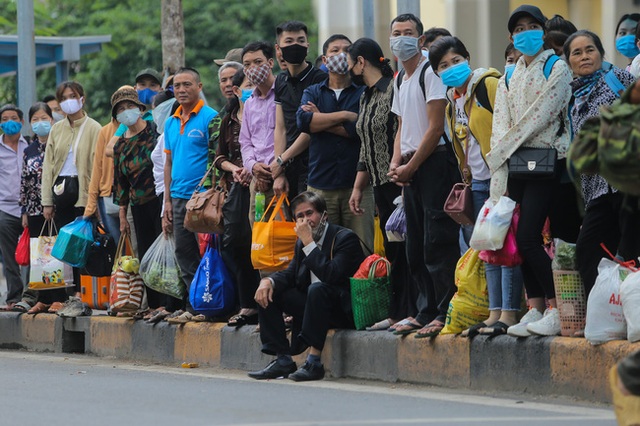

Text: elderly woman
xmin=566 ymin=30 xmax=635 ymax=307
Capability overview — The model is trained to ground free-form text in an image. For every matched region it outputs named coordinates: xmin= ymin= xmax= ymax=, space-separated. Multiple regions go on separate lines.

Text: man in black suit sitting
xmin=248 ymin=191 xmax=365 ymax=381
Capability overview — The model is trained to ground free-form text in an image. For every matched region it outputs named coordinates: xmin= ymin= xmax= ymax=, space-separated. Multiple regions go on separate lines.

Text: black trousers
xmin=374 ymin=182 xmax=416 ymax=320
xmin=403 ymin=150 xmax=460 ymax=325
xmin=172 ymin=198 xmax=201 ymax=313
xmin=284 ymin=155 xmax=308 ymax=201
xmin=221 ymin=182 xmax=259 ymax=309
xmin=259 ymin=282 xmax=353 ymax=356
xmin=508 ymin=173 xmax=561 ymax=300
xmin=54 ymin=204 xmax=85 ymax=294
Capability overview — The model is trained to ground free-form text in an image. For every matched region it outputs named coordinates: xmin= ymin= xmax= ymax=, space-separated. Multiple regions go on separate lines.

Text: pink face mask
xmin=245 ymin=63 xmax=271 ymax=86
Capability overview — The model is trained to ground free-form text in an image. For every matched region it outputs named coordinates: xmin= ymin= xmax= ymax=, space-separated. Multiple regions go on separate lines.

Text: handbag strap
xmin=368 ymin=257 xmax=391 ymax=280
xmin=40 ymin=218 xmax=57 ymax=237
xmin=191 ymin=161 xmax=217 ymax=197
xmin=329 ymin=229 xmax=373 ymax=260
xmin=264 ymin=194 xmax=291 ymax=223
xmin=115 ymin=233 xmax=133 ymax=260
xmin=71 ymin=118 xmax=89 ymax=166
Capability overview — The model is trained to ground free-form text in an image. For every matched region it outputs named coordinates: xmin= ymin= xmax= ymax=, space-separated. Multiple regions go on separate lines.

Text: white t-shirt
xmin=391 ymin=58 xmax=447 ymax=155
xmin=58 ymin=144 xmax=78 ymax=176
xmin=454 ymin=95 xmax=491 ymax=181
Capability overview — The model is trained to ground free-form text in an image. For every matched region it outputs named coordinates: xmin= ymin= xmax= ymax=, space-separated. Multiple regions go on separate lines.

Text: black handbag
xmin=81 ymin=223 xmax=116 ymax=277
xmin=52 ymin=175 xmax=79 ymax=209
xmin=508 ymin=147 xmax=557 ymax=179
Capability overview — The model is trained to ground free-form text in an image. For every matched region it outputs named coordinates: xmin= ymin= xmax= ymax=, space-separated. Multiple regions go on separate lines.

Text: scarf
xmin=572 ymin=68 xmax=606 ymax=99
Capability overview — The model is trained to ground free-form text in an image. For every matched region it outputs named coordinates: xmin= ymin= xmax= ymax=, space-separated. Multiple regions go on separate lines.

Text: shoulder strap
xmin=395 ymin=61 xmax=429 ymax=100
xmin=473 ymin=76 xmax=493 ymax=114
xmin=330 ymin=228 xmax=372 ymax=259
xmin=71 ymin=118 xmax=89 ymax=166
xmin=604 ymin=70 xmax=625 ymax=98
xmin=543 ymin=54 xmax=561 ymax=80
xmin=504 ymin=66 xmax=513 ymax=90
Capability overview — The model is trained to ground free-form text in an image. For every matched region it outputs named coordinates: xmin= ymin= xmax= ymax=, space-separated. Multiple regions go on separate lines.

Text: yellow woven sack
xmin=442 ymin=248 xmax=489 ymax=334
xmin=251 ymin=194 xmax=297 ymax=271
xmin=374 ymin=216 xmax=385 ymax=257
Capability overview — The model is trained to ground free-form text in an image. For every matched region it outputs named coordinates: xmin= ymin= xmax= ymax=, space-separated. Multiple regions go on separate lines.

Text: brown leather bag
xmin=444 ymin=126 xmax=474 ymax=226
xmin=184 ymin=160 xmax=226 ymax=234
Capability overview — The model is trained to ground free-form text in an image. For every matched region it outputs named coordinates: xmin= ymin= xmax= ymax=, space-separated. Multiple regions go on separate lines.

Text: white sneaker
xmin=527 ymin=308 xmax=561 ymax=336
xmin=507 ymin=308 xmax=543 ymax=337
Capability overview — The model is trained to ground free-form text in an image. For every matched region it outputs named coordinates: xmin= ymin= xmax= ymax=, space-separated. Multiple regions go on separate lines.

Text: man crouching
xmin=248 ymin=191 xmax=365 ymax=381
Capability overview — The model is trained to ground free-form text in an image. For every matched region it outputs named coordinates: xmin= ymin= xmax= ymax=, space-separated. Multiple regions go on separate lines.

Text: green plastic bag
xmin=350 ymin=257 xmax=392 ymax=330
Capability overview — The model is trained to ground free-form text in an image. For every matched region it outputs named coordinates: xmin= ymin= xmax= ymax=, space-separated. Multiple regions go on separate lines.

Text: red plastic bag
xmin=353 ymin=254 xmax=389 ymax=279
xmin=479 ymin=206 xmax=523 ymax=267
xmin=15 ymin=227 xmax=30 ymax=266
xmin=198 ymin=233 xmax=211 ymax=257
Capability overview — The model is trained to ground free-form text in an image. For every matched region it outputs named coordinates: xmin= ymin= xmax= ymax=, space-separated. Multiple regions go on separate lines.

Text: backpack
xmin=473 ymin=75 xmax=495 ymax=114
xmin=569 ymin=98 xmax=640 ymax=196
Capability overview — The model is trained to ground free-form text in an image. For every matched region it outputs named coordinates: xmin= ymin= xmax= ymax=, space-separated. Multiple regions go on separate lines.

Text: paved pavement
xmin=0 ymin=350 xmax=615 ymax=426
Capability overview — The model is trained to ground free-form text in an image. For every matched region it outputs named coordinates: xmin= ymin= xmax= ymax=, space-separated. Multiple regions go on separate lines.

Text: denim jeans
xmin=98 ymin=196 xmax=121 ymax=243
xmin=469 ymin=179 xmax=523 ymax=311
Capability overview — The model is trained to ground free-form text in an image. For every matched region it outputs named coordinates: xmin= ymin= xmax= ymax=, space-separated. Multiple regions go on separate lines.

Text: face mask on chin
xmin=312 ymin=212 xmax=328 ymax=242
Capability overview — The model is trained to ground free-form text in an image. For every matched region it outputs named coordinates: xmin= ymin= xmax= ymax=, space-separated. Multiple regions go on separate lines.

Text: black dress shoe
xmin=288 ymin=361 xmax=325 ymax=382
xmin=247 ymin=360 xmax=297 ymax=380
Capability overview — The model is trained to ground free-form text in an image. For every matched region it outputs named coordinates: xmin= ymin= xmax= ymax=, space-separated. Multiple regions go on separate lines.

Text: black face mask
xmin=280 ymin=43 xmax=308 ymax=65
xmin=350 ymin=68 xmax=365 ymax=86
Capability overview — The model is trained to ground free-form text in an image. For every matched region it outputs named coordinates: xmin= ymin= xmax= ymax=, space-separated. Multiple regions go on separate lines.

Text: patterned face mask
xmin=325 ymin=52 xmax=349 ymax=75
xmin=245 ymin=63 xmax=271 ymax=86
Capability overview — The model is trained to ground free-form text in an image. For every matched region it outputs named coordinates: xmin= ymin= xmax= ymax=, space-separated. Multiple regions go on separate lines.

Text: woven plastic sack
xmin=373 ymin=216 xmax=385 ymax=257
xmin=385 ymin=196 xmax=406 ymax=242
xmin=585 ymin=258 xmax=630 ymax=345
xmin=51 ymin=216 xmax=94 ymax=268
xmin=139 ymin=234 xmax=185 ymax=299
xmin=350 ymin=257 xmax=392 ymax=330
xmin=620 ymin=271 xmax=640 ymax=342
xmin=470 ymin=196 xmax=515 ymax=251
xmin=442 ymin=248 xmax=489 ymax=334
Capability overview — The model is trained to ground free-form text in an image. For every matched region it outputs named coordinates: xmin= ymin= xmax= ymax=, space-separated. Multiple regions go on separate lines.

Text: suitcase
xmin=80 ymin=274 xmax=110 ymax=310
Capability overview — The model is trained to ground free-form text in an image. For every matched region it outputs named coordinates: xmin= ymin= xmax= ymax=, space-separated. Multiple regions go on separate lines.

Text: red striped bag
xmin=109 ymin=235 xmax=144 ymax=313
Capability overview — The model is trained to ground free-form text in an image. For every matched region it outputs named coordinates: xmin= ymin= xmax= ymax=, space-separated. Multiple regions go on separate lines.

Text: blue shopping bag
xmin=51 ymin=217 xmax=94 ymax=268
xmin=189 ymin=235 xmax=235 ymax=317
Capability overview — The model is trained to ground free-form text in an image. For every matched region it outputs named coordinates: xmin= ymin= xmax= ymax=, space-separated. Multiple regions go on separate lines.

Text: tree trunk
xmin=161 ymin=0 xmax=185 ymax=76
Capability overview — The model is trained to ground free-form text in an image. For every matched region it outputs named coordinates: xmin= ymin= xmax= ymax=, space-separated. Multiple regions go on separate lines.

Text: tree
xmin=0 ymin=0 xmax=316 ymax=123
xmin=161 ymin=0 xmax=185 ymax=75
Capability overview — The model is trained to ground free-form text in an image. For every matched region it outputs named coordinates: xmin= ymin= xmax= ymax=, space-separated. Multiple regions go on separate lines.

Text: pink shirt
xmin=239 ymin=83 xmax=276 ymax=176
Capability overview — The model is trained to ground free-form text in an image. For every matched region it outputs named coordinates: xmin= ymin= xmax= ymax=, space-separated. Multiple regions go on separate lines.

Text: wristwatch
xmin=276 ymin=155 xmax=287 ymax=168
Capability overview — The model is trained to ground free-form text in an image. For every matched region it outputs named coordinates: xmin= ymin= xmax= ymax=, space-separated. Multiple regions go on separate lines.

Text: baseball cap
xmin=213 ymin=48 xmax=243 ymax=66
xmin=508 ymin=5 xmax=547 ymax=34
xmin=135 ymin=68 xmax=162 ymax=86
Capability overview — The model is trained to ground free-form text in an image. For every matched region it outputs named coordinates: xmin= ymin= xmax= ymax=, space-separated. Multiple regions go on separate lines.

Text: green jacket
xmin=445 ymin=68 xmax=501 ymax=182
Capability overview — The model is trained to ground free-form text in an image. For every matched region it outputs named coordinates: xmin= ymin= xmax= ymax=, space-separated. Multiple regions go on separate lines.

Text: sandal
xmin=146 ymin=310 xmax=171 ymax=324
xmin=389 ymin=317 xmax=414 ymax=332
xmin=478 ymin=321 xmax=510 ymax=337
xmin=167 ymin=311 xmax=194 ymax=324
xmin=415 ymin=320 xmax=445 ymax=339
xmin=366 ymin=318 xmax=392 ymax=331
xmin=192 ymin=314 xmax=208 ymax=322
xmin=143 ymin=307 xmax=165 ymax=321
xmin=228 ymin=313 xmax=259 ymax=328
xmin=0 ymin=302 xmax=16 ymax=311
xmin=393 ymin=320 xmax=424 ymax=336
xmin=48 ymin=301 xmax=65 ymax=313
xmin=164 ymin=309 xmax=184 ymax=321
xmin=461 ymin=321 xmax=488 ymax=338
xmin=11 ymin=302 xmax=30 ymax=313
xmin=27 ymin=302 xmax=51 ymax=314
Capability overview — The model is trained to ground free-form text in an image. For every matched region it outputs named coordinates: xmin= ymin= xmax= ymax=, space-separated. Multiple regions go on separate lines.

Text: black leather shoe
xmin=288 ymin=361 xmax=325 ymax=382
xmin=248 ymin=360 xmax=297 ymax=380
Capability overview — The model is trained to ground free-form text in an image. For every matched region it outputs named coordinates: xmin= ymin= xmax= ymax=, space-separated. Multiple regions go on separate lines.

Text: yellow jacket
xmin=84 ymin=120 xmax=119 ymax=216
xmin=445 ymin=68 xmax=501 ymax=182
xmin=41 ymin=113 xmax=102 ymax=208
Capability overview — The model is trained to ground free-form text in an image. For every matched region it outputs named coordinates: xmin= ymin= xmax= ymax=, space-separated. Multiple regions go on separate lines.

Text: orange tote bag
xmin=251 ymin=194 xmax=297 ymax=271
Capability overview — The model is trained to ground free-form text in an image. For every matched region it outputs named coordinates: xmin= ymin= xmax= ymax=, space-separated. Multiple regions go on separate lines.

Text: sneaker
xmin=527 ymin=307 xmax=561 ymax=336
xmin=507 ymin=308 xmax=543 ymax=337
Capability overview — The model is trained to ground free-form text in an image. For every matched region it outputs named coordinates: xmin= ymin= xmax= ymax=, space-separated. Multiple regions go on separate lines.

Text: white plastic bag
xmin=620 ymin=270 xmax=640 ymax=342
xmin=139 ymin=234 xmax=185 ymax=299
xmin=385 ymin=196 xmax=406 ymax=242
xmin=469 ymin=196 xmax=516 ymax=251
xmin=585 ymin=258 xmax=630 ymax=345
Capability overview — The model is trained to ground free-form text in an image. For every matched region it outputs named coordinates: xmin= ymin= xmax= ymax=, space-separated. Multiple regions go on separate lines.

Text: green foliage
xmin=0 ymin=0 xmax=316 ymax=123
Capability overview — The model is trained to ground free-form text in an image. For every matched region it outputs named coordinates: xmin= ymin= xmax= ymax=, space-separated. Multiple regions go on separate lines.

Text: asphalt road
xmin=0 ymin=350 xmax=615 ymax=426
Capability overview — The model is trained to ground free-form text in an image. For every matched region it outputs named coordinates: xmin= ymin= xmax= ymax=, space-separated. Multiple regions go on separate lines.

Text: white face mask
xmin=52 ymin=112 xmax=65 ymax=123
xmin=60 ymin=97 xmax=83 ymax=115
xmin=116 ymin=108 xmax=142 ymax=127
xmin=390 ymin=36 xmax=420 ymax=62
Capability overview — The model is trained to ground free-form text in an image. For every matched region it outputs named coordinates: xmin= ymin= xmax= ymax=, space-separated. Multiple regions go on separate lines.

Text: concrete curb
xmin=0 ymin=312 xmax=637 ymax=402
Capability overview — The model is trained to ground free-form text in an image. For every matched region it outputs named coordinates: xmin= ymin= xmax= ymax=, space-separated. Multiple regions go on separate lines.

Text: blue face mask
xmin=504 ymin=63 xmax=516 ymax=75
xmin=137 ymin=88 xmax=158 ymax=105
xmin=513 ymin=29 xmax=545 ymax=56
xmin=439 ymin=60 xmax=472 ymax=88
xmin=1 ymin=120 xmax=22 ymax=136
xmin=240 ymin=88 xmax=253 ymax=103
xmin=31 ymin=121 xmax=52 ymax=137
xmin=616 ymin=34 xmax=640 ymax=59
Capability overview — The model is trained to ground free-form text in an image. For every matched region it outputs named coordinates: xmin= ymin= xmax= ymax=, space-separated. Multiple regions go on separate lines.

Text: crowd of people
xmin=1 ymin=4 xmax=640 ymax=384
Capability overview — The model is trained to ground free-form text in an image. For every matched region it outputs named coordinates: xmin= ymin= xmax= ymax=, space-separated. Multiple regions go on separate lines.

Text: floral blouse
xmin=19 ymin=137 xmax=46 ymax=216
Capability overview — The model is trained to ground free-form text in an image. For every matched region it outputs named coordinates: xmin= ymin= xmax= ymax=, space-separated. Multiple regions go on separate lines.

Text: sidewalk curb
xmin=0 ymin=312 xmax=637 ymax=402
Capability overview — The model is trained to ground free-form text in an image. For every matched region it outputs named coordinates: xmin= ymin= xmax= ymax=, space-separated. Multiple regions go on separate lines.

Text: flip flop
xmin=146 ymin=310 xmax=171 ymax=324
xmin=27 ymin=302 xmax=51 ymax=314
xmin=366 ymin=319 xmax=392 ymax=331
xmin=389 ymin=317 xmax=413 ymax=332
xmin=461 ymin=321 xmax=488 ymax=338
xmin=478 ymin=321 xmax=510 ymax=337
xmin=11 ymin=302 xmax=30 ymax=313
xmin=393 ymin=321 xmax=423 ymax=336
xmin=415 ymin=320 xmax=445 ymax=339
